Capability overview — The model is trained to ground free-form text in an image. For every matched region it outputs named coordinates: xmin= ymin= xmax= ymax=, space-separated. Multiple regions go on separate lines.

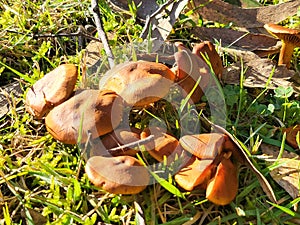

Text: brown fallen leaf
xmin=108 ymin=0 xmax=159 ymax=20
xmin=190 ymin=0 xmax=300 ymax=30
xmin=140 ymin=0 xmax=189 ymax=41
xmin=261 ymin=143 xmax=300 ymax=199
xmin=21 ymin=208 xmax=47 ymax=225
xmin=191 ymin=27 xmax=280 ymax=56
xmin=219 ymin=47 xmax=300 ymax=94
xmin=0 ymin=81 xmax=23 ymax=118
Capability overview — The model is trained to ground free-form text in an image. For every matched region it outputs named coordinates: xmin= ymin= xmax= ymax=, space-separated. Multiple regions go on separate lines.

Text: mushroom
xmin=174 ymin=156 xmax=216 ymax=191
xmin=206 ymin=158 xmax=238 ymax=205
xmin=89 ymin=127 xmax=142 ymax=157
xmin=99 ymin=61 xmax=176 ymax=106
xmin=25 ymin=64 xmax=78 ymax=118
xmin=283 ymin=125 xmax=300 ymax=149
xmin=140 ymin=126 xmax=186 ymax=164
xmin=175 ymin=133 xmax=240 ymax=204
xmin=45 ymin=89 xmax=123 ymax=144
xmin=264 ymin=23 xmax=300 ymax=68
xmin=192 ymin=41 xmax=223 ymax=80
xmin=172 ymin=42 xmax=213 ymax=103
xmin=85 ymin=155 xmax=150 ymax=194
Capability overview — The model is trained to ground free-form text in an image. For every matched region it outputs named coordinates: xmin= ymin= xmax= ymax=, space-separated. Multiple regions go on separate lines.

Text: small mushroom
xmin=45 ymin=89 xmax=123 ymax=144
xmin=192 ymin=41 xmax=223 ymax=80
xmin=85 ymin=155 xmax=150 ymax=194
xmin=25 ymin=64 xmax=78 ymax=118
xmin=99 ymin=61 xmax=176 ymax=106
xmin=140 ymin=126 xmax=186 ymax=163
xmin=179 ymin=133 xmax=225 ymax=159
xmin=264 ymin=23 xmax=300 ymax=68
xmin=283 ymin=125 xmax=300 ymax=149
xmin=206 ymin=158 xmax=238 ymax=205
xmin=174 ymin=156 xmax=216 ymax=191
xmin=173 ymin=42 xmax=213 ymax=103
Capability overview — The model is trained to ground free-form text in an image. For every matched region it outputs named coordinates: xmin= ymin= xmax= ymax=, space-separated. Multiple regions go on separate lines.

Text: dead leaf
xmin=190 ymin=0 xmax=300 ymax=30
xmin=283 ymin=125 xmax=300 ymax=149
xmin=0 ymin=81 xmax=22 ymax=118
xmin=261 ymin=143 xmax=300 ymax=199
xmin=191 ymin=27 xmax=280 ymax=56
xmin=21 ymin=208 xmax=47 ymax=225
xmin=219 ymin=47 xmax=300 ymax=94
xmin=140 ymin=0 xmax=189 ymax=41
xmin=108 ymin=0 xmax=159 ymax=20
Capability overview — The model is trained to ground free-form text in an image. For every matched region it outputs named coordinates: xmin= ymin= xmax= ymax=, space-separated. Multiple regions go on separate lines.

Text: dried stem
xmin=108 ymin=135 xmax=155 ymax=153
xmin=91 ymin=0 xmax=115 ymax=68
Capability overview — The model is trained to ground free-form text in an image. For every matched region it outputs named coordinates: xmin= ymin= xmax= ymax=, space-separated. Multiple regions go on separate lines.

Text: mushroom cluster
xmin=25 ymin=41 xmax=242 ymax=205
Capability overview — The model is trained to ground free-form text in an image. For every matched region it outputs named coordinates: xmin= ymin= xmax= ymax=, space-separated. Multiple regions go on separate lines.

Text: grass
xmin=1 ymin=0 xmax=300 ymax=224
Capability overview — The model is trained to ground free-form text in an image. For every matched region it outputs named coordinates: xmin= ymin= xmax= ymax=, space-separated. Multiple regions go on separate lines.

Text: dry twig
xmin=91 ymin=0 xmax=115 ymax=68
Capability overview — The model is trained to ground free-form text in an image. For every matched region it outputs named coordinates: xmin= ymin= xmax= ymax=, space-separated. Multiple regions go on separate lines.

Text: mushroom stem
xmin=278 ymin=41 xmax=294 ymax=68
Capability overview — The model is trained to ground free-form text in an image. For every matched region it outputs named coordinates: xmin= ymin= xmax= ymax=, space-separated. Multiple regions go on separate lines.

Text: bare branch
xmin=91 ymin=0 xmax=115 ymax=68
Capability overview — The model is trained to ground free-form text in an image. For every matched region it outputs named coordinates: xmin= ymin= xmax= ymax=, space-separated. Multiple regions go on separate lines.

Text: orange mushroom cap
xmin=140 ymin=126 xmax=186 ymax=164
xmin=173 ymin=42 xmax=213 ymax=103
xmin=174 ymin=156 xmax=216 ymax=191
xmin=179 ymin=133 xmax=225 ymax=159
xmin=89 ymin=127 xmax=142 ymax=157
xmin=85 ymin=155 xmax=150 ymax=194
xmin=264 ymin=23 xmax=300 ymax=68
xmin=192 ymin=41 xmax=223 ymax=80
xmin=25 ymin=64 xmax=78 ymax=118
xmin=99 ymin=61 xmax=176 ymax=106
xmin=45 ymin=89 xmax=123 ymax=144
xmin=206 ymin=157 xmax=238 ymax=205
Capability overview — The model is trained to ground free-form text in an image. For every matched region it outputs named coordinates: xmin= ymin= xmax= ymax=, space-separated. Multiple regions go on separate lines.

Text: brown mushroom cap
xmin=45 ymin=89 xmax=123 ymax=144
xmin=90 ymin=127 xmax=142 ymax=157
xmin=264 ymin=23 xmax=300 ymax=68
xmin=192 ymin=41 xmax=223 ymax=80
xmin=99 ymin=61 xmax=176 ymax=106
xmin=140 ymin=126 xmax=185 ymax=163
xmin=85 ymin=155 xmax=150 ymax=194
xmin=283 ymin=125 xmax=300 ymax=149
xmin=25 ymin=64 xmax=78 ymax=118
xmin=173 ymin=42 xmax=212 ymax=103
xmin=174 ymin=156 xmax=216 ymax=191
xmin=206 ymin=158 xmax=238 ymax=205
xmin=179 ymin=133 xmax=225 ymax=159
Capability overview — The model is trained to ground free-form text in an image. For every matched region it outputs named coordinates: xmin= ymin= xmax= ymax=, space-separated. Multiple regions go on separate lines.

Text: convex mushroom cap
xmin=179 ymin=133 xmax=225 ymax=159
xmin=264 ymin=23 xmax=300 ymax=68
xmin=172 ymin=42 xmax=213 ymax=103
xmin=89 ymin=127 xmax=142 ymax=157
xmin=45 ymin=89 xmax=123 ymax=144
xmin=26 ymin=64 xmax=78 ymax=118
xmin=99 ymin=61 xmax=176 ymax=106
xmin=140 ymin=126 xmax=186 ymax=164
xmin=192 ymin=41 xmax=223 ymax=80
xmin=175 ymin=156 xmax=216 ymax=191
xmin=85 ymin=155 xmax=150 ymax=194
xmin=206 ymin=158 xmax=238 ymax=205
